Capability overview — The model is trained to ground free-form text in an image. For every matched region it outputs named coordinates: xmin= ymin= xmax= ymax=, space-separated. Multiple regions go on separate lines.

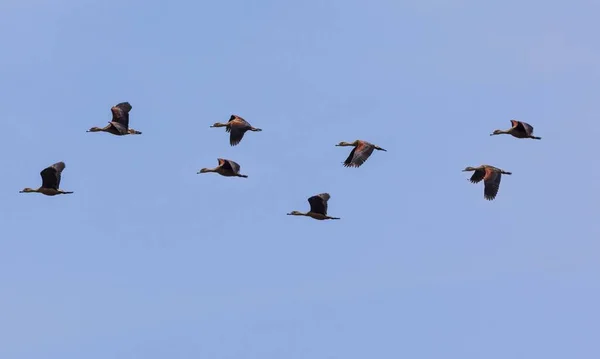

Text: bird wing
xmin=511 ymin=120 xmax=533 ymax=135
xmin=308 ymin=193 xmax=330 ymax=215
xmin=217 ymin=158 xmax=236 ymax=172
xmin=228 ymin=121 xmax=248 ymax=146
xmin=225 ymin=160 xmax=241 ymax=173
xmin=111 ymin=102 xmax=132 ymax=128
xmin=109 ymin=121 xmax=128 ymax=135
xmin=343 ymin=141 xmax=375 ymax=167
xmin=40 ymin=162 xmax=65 ymax=189
xmin=469 ymin=168 xmax=486 ymax=183
xmin=483 ymin=168 xmax=502 ymax=200
xmin=520 ymin=121 xmax=534 ymax=135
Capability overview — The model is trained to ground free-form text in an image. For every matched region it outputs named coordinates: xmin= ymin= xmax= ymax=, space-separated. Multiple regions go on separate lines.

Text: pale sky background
xmin=1 ymin=0 xmax=599 ymax=358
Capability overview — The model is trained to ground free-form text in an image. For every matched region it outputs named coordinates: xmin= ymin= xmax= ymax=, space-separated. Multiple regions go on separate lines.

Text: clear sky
xmin=1 ymin=0 xmax=599 ymax=358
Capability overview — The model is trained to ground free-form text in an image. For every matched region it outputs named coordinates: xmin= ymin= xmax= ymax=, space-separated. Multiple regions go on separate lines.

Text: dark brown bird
xmin=336 ymin=140 xmax=386 ymax=167
xmin=287 ymin=193 xmax=340 ymax=220
xmin=210 ymin=115 xmax=262 ymax=146
xmin=87 ymin=102 xmax=142 ymax=136
xmin=462 ymin=165 xmax=511 ymax=201
xmin=197 ymin=158 xmax=248 ymax=178
xmin=490 ymin=120 xmax=541 ymax=140
xmin=20 ymin=162 xmax=73 ymax=196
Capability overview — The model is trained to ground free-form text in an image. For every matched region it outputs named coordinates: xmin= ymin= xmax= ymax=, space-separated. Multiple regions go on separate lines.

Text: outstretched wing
xmin=519 ymin=121 xmax=534 ymax=135
xmin=40 ymin=162 xmax=65 ymax=190
xmin=511 ymin=120 xmax=534 ymax=135
xmin=308 ymin=193 xmax=330 ymax=215
xmin=343 ymin=141 xmax=375 ymax=168
xmin=217 ymin=158 xmax=238 ymax=172
xmin=469 ymin=168 xmax=486 ymax=184
xmin=111 ymin=102 xmax=132 ymax=128
xmin=225 ymin=159 xmax=241 ymax=173
xmin=228 ymin=121 xmax=248 ymax=146
xmin=483 ymin=168 xmax=502 ymax=200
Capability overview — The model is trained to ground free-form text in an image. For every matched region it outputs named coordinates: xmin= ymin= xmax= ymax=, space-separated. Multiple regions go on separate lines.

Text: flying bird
xmin=87 ymin=102 xmax=142 ymax=136
xmin=197 ymin=158 xmax=248 ymax=178
xmin=462 ymin=165 xmax=511 ymax=201
xmin=335 ymin=140 xmax=386 ymax=167
xmin=20 ymin=162 xmax=73 ymax=196
xmin=490 ymin=120 xmax=541 ymax=140
xmin=287 ymin=193 xmax=340 ymax=220
xmin=210 ymin=115 xmax=262 ymax=146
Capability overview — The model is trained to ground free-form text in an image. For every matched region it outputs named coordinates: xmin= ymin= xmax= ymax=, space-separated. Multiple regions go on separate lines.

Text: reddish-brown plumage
xmin=491 ymin=120 xmax=540 ymax=140
xmin=211 ymin=115 xmax=262 ymax=146
xmin=463 ymin=164 xmax=511 ymax=201
xmin=336 ymin=140 xmax=386 ymax=168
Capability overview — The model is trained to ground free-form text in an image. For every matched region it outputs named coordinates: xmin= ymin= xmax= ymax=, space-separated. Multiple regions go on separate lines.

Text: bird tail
xmin=531 ymin=136 xmax=541 ymax=140
xmin=238 ymin=174 xmax=248 ymax=178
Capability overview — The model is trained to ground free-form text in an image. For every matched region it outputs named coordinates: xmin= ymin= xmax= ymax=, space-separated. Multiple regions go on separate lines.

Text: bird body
xmin=210 ymin=115 xmax=262 ymax=146
xmin=287 ymin=193 xmax=340 ymax=220
xmin=198 ymin=158 xmax=248 ymax=178
xmin=490 ymin=120 xmax=541 ymax=140
xmin=87 ymin=102 xmax=142 ymax=136
xmin=336 ymin=140 xmax=386 ymax=167
xmin=20 ymin=162 xmax=73 ymax=196
xmin=462 ymin=164 xmax=511 ymax=201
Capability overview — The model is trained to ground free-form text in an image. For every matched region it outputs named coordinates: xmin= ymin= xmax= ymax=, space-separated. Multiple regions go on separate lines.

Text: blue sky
xmin=1 ymin=0 xmax=599 ymax=358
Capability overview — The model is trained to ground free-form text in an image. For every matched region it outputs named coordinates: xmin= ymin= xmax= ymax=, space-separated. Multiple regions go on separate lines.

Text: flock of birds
xmin=19 ymin=102 xmax=542 ymax=219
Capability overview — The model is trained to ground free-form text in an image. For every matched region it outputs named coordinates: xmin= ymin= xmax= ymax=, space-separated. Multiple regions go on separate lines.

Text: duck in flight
xmin=210 ymin=115 xmax=262 ymax=146
xmin=336 ymin=140 xmax=386 ymax=168
xmin=287 ymin=193 xmax=340 ymax=220
xmin=490 ymin=120 xmax=541 ymax=140
xmin=87 ymin=102 xmax=142 ymax=136
xmin=20 ymin=162 xmax=73 ymax=196
xmin=197 ymin=158 xmax=248 ymax=178
xmin=462 ymin=164 xmax=512 ymax=201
